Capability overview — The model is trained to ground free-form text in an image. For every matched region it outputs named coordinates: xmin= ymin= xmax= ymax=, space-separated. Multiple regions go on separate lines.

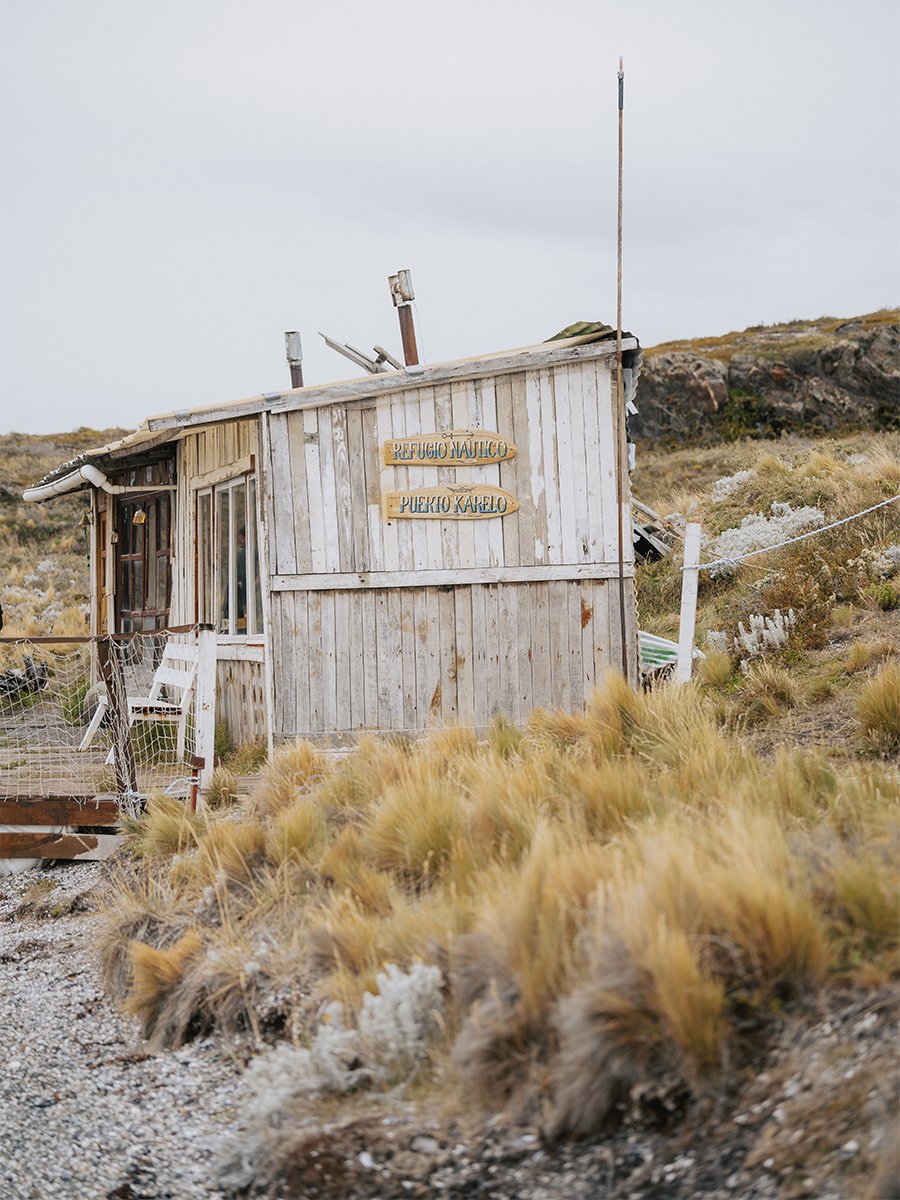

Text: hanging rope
xmin=683 ymin=493 xmax=900 ymax=574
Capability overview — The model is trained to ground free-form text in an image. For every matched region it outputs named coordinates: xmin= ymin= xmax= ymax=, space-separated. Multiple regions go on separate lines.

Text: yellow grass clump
xmin=251 ymin=740 xmax=330 ymax=817
xmin=131 ymin=794 xmax=203 ymax=858
xmin=856 ymin=662 xmax=900 ymax=751
xmin=96 ymin=658 xmax=900 ymax=1139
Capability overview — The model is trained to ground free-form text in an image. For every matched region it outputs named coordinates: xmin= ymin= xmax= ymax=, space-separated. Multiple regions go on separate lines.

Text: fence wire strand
xmin=684 ymin=493 xmax=900 ymax=574
xmin=0 ymin=628 xmax=201 ymax=814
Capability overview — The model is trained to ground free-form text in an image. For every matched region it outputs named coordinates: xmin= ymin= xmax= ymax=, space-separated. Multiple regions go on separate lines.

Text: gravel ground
xmin=2 ymin=864 xmax=896 ymax=1200
xmin=0 ymin=864 xmax=244 ymax=1200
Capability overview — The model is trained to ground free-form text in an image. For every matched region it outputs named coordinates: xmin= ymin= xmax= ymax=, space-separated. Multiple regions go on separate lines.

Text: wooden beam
xmin=271 ymin=563 xmax=636 ymax=592
xmin=0 ymin=797 xmax=120 ymax=826
xmin=0 ymin=831 xmax=123 ymax=861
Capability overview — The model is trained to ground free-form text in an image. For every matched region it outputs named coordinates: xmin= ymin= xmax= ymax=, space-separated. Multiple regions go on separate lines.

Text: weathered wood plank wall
xmin=263 ymin=354 xmax=638 ymax=741
xmin=173 ymin=419 xmax=267 ymax=744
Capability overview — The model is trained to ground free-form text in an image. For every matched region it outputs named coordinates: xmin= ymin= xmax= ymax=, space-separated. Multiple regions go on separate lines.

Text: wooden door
xmin=115 ymin=493 xmax=172 ymax=632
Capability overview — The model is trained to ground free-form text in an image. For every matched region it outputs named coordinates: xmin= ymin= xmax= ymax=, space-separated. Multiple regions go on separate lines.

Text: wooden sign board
xmin=383 ymin=484 xmax=519 ymax=520
xmin=382 ymin=430 xmax=517 ymax=466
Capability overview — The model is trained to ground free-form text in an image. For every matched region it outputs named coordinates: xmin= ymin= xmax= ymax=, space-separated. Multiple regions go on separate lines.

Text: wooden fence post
xmin=194 ymin=628 xmax=217 ymax=793
xmin=96 ymin=637 xmax=138 ymax=795
xmin=675 ymin=522 xmax=702 ymax=684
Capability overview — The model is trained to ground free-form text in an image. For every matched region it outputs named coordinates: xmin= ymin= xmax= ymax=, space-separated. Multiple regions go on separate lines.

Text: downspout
xmin=23 ymin=463 xmax=175 ymax=503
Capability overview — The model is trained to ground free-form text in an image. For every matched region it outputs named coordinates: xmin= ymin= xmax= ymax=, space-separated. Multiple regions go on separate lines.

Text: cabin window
xmin=196 ymin=475 xmax=263 ymax=636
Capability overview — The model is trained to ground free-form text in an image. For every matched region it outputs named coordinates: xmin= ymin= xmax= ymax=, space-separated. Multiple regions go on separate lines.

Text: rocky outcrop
xmin=633 ymin=312 xmax=899 ymax=443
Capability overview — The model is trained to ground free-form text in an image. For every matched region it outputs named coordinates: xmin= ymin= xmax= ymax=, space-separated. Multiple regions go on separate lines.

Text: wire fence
xmin=0 ymin=626 xmax=205 ymax=818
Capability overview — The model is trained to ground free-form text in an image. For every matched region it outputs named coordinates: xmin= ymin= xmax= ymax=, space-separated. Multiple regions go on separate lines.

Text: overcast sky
xmin=1 ymin=0 xmax=898 ymax=436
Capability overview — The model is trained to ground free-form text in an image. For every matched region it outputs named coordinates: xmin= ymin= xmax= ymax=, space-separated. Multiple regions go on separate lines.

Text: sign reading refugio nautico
xmin=383 ymin=483 xmax=519 ymax=520
xmin=382 ymin=430 xmax=517 ymax=466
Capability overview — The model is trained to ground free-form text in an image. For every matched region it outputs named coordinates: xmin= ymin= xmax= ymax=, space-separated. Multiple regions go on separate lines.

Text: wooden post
xmin=257 ymin=413 xmax=277 ymax=760
xmin=194 ymin=627 xmax=217 ymax=791
xmin=96 ymin=636 xmax=138 ymax=795
xmin=675 ymin=522 xmax=702 ymax=684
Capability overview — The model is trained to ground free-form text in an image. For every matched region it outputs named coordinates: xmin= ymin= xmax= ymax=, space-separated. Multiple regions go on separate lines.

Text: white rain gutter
xmin=23 ymin=463 xmax=175 ymax=503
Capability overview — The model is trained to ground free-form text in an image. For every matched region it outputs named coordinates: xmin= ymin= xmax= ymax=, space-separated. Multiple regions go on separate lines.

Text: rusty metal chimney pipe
xmin=388 ymin=270 xmax=419 ymax=367
xmin=284 ymin=331 xmax=304 ymax=388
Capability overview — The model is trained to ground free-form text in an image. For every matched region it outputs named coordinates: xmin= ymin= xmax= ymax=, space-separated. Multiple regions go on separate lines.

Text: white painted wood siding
xmin=263 ymin=357 xmax=639 ymax=740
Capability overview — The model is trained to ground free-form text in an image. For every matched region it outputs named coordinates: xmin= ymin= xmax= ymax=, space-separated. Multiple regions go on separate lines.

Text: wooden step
xmin=0 ymin=796 xmax=120 ymax=827
xmin=0 ymin=831 xmax=123 ymax=861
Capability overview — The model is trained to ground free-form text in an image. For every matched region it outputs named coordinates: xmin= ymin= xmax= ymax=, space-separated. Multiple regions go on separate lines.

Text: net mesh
xmin=0 ymin=628 xmax=202 ymax=818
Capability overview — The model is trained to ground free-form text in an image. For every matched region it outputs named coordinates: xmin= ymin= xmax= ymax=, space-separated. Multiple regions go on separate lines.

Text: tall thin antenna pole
xmin=615 ymin=56 xmax=629 ymax=680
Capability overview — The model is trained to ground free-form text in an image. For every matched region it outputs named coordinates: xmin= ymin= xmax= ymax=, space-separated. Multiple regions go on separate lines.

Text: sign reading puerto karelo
xmin=383 ymin=483 xmax=519 ymax=520
xmin=382 ymin=430 xmax=517 ymax=466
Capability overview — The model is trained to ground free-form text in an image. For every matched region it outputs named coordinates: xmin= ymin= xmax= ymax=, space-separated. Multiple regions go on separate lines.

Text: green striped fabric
xmin=639 ymin=631 xmax=680 ymax=670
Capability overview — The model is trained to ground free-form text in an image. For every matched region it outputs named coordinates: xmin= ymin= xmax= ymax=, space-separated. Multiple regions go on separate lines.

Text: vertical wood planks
xmin=331 ymin=406 xmax=353 ymax=572
xmin=554 ymin=366 xmax=578 ymax=564
xmin=361 ymin=589 xmax=378 ymax=729
xmin=432 ymin=382 xmax=459 ymax=571
xmin=268 ymin=414 xmax=297 ymax=575
xmin=454 ymin=586 xmax=475 ymax=726
xmin=595 ymin=365 xmax=619 ymax=562
xmin=303 ymin=409 xmax=326 ymax=573
xmin=375 ymin=397 xmax=400 ymax=573
xmin=318 ymin=408 xmax=340 ymax=573
xmin=346 ymin=407 xmax=368 ymax=571
xmin=451 ymin=380 xmax=477 ymax=570
xmin=260 ymin=353 xmax=642 ymax=741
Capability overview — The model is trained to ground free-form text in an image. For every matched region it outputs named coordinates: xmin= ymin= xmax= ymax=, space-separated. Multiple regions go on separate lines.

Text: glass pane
xmin=248 ymin=478 xmax=263 ymax=634
xmin=133 ymin=559 xmax=143 ymax=611
xmin=234 ymin=483 xmax=247 ymax=633
xmin=157 ymin=495 xmax=170 ymax=552
xmin=119 ymin=507 xmax=132 ymax=555
xmin=155 ymin=554 xmax=169 ymax=611
xmin=198 ymin=492 xmax=212 ymax=624
xmin=146 ymin=506 xmax=157 ymax=577
xmin=121 ymin=561 xmax=133 ymax=610
xmin=217 ymin=488 xmax=230 ymax=634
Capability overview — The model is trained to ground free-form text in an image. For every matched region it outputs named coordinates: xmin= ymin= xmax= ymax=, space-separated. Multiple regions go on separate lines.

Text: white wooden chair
xmin=78 ymin=642 xmax=199 ymax=761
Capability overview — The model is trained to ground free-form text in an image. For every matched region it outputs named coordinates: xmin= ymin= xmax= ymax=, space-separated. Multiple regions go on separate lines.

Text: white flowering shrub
xmin=710 ymin=469 xmax=755 ymax=502
xmin=708 ymin=502 xmax=825 ymax=578
xmin=703 ymin=630 xmax=730 ymax=654
xmin=734 ymin=609 xmax=796 ymax=662
xmin=357 ymin=961 xmax=444 ymax=1067
xmin=848 ymin=545 xmax=900 ymax=581
xmin=237 ymin=962 xmax=442 ymax=1131
xmin=241 ymin=1001 xmax=373 ymax=1126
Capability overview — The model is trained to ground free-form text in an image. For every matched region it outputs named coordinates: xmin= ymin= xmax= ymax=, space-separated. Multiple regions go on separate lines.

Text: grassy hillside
xmin=645 ymin=308 xmax=899 ymax=362
xmin=0 ymin=428 xmax=126 ymax=635
xmin=91 ymin=433 xmax=900 ymax=1198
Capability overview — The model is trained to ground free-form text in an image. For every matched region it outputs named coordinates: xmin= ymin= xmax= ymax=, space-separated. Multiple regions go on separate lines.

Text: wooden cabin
xmin=25 ymin=328 xmax=641 ymax=748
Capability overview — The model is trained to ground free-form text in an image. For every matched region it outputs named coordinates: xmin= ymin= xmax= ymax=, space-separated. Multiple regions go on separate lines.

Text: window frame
xmin=195 ymin=472 xmax=264 ymax=640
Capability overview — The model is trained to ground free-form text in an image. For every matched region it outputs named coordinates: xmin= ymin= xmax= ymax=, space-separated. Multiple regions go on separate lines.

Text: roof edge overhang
xmin=146 ymin=333 xmax=639 ymax=433
xmin=25 ymin=329 xmax=641 ymax=500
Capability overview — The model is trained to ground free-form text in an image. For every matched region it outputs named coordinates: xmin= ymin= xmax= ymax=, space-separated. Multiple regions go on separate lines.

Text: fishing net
xmin=0 ymin=628 xmax=203 ymax=818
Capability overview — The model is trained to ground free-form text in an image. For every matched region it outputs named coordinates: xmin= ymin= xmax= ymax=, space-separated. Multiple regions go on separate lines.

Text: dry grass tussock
xmin=856 ymin=662 xmax=900 ymax=752
xmin=99 ymin=671 xmax=900 ymax=1143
